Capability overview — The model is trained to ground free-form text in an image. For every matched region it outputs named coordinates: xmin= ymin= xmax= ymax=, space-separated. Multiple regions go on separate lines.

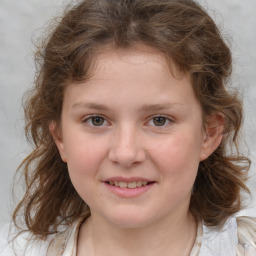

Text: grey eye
xmin=91 ymin=116 xmax=105 ymax=126
xmin=152 ymin=116 xmax=167 ymax=126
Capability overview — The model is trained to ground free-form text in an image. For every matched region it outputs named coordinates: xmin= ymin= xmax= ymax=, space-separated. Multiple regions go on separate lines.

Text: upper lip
xmin=102 ymin=177 xmax=155 ymax=182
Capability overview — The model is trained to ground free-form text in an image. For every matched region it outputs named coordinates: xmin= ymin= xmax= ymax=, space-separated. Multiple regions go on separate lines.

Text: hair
xmin=13 ymin=0 xmax=251 ymax=239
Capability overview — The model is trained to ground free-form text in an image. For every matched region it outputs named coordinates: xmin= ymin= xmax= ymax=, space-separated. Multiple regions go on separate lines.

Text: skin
xmin=52 ymin=45 xmax=223 ymax=256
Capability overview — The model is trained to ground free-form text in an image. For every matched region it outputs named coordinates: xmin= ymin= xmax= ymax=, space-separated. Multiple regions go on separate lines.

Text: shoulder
xmin=0 ymin=217 xmax=84 ymax=256
xmin=47 ymin=217 xmax=84 ymax=255
xmin=236 ymin=216 xmax=256 ymax=256
xmin=199 ymin=216 xmax=256 ymax=256
xmin=200 ymin=217 xmax=238 ymax=256
xmin=237 ymin=216 xmax=256 ymax=245
xmin=0 ymin=223 xmax=50 ymax=256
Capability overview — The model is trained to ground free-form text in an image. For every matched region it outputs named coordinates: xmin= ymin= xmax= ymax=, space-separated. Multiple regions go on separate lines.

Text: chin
xmin=105 ymin=211 xmax=158 ymax=229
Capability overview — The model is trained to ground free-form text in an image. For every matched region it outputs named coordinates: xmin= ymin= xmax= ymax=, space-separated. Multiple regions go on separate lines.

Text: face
xmin=53 ymin=46 xmax=220 ymax=229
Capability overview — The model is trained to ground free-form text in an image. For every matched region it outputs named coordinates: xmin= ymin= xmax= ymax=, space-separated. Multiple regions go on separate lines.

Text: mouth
xmin=103 ymin=178 xmax=156 ymax=197
xmin=105 ymin=181 xmax=155 ymax=189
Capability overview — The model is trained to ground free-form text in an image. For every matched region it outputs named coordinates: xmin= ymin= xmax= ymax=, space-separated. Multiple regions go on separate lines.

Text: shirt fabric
xmin=1 ymin=216 xmax=256 ymax=256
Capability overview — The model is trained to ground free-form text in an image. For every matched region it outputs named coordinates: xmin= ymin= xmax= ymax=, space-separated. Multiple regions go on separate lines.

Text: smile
xmin=106 ymin=181 xmax=152 ymax=188
xmin=103 ymin=177 xmax=156 ymax=197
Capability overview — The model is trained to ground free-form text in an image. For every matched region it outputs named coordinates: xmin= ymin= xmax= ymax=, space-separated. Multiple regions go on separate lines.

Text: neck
xmin=77 ymin=211 xmax=197 ymax=256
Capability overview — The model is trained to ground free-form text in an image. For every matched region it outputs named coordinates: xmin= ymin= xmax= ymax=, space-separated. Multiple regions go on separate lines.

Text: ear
xmin=49 ymin=121 xmax=67 ymax=162
xmin=200 ymin=113 xmax=225 ymax=161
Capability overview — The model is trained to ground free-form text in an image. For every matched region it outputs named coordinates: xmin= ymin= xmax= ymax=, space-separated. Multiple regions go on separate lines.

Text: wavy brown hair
xmin=13 ymin=0 xmax=251 ymax=239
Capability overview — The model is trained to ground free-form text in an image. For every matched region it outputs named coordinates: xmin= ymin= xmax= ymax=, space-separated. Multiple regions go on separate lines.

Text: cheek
xmin=153 ymin=133 xmax=201 ymax=181
xmin=64 ymin=135 xmax=107 ymax=179
xmin=64 ymin=138 xmax=108 ymax=204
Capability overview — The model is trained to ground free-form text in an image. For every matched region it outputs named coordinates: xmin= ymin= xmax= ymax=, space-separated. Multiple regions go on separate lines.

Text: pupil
xmin=92 ymin=117 xmax=104 ymax=126
xmin=153 ymin=117 xmax=166 ymax=126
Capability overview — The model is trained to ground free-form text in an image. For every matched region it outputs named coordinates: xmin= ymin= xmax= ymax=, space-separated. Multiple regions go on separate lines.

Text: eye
xmin=147 ymin=115 xmax=172 ymax=127
xmin=83 ymin=115 xmax=108 ymax=127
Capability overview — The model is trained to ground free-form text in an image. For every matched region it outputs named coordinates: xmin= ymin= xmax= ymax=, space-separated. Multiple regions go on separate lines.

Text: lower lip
xmin=104 ymin=182 xmax=156 ymax=198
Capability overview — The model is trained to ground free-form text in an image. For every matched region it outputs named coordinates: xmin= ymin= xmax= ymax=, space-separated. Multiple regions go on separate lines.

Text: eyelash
xmin=147 ymin=115 xmax=173 ymax=127
xmin=82 ymin=115 xmax=109 ymax=127
xmin=82 ymin=115 xmax=173 ymax=127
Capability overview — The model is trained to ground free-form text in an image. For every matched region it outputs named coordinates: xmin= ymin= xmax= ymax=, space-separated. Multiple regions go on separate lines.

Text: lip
xmin=102 ymin=177 xmax=156 ymax=198
xmin=102 ymin=176 xmax=153 ymax=183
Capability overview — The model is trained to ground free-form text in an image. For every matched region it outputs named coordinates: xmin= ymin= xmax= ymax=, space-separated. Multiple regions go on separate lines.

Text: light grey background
xmin=0 ymin=0 xmax=255 ymax=228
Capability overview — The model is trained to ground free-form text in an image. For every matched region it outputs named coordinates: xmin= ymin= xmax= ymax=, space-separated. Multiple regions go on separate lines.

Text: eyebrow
xmin=138 ymin=103 xmax=184 ymax=112
xmin=72 ymin=102 xmax=110 ymax=111
xmin=71 ymin=102 xmax=184 ymax=112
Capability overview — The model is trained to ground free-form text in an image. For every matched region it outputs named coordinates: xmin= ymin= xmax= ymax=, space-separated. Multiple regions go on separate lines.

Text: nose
xmin=108 ymin=125 xmax=146 ymax=168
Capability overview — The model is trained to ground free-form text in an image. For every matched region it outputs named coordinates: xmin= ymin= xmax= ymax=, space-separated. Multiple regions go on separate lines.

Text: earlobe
xmin=199 ymin=113 xmax=225 ymax=161
xmin=49 ymin=122 xmax=67 ymax=162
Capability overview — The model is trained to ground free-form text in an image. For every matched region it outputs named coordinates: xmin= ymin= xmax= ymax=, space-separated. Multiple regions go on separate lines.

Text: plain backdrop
xmin=0 ymin=0 xmax=256 ymax=228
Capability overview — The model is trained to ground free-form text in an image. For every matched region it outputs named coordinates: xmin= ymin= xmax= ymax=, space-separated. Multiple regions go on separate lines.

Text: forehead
xmin=63 ymin=45 xmax=200 ymax=116
xmin=83 ymin=45 xmax=186 ymax=94
xmin=92 ymin=44 xmax=180 ymax=78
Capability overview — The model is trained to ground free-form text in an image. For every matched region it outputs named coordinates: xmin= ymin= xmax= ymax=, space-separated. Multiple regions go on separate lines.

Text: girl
xmin=1 ymin=0 xmax=256 ymax=255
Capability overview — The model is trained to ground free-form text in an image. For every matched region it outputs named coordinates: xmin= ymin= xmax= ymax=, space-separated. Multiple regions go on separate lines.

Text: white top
xmin=1 ymin=216 xmax=256 ymax=256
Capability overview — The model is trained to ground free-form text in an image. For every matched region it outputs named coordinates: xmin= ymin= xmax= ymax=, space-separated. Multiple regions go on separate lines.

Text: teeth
xmin=108 ymin=181 xmax=150 ymax=188
xmin=119 ymin=182 xmax=128 ymax=188
xmin=136 ymin=181 xmax=142 ymax=187
xmin=128 ymin=182 xmax=136 ymax=189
